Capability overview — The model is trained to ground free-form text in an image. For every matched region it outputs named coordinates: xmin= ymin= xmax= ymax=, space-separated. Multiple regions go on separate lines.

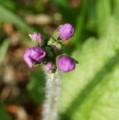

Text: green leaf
xmin=53 ymin=31 xmax=60 ymax=40
xmin=0 ymin=39 xmax=9 ymax=65
xmin=96 ymin=0 xmax=112 ymax=36
xmin=84 ymin=0 xmax=97 ymax=32
xmin=0 ymin=102 xmax=11 ymax=120
xmin=26 ymin=69 xmax=45 ymax=104
xmin=52 ymin=0 xmax=69 ymax=8
xmin=0 ymin=5 xmax=34 ymax=32
xmin=113 ymin=0 xmax=119 ymax=21
xmin=60 ymin=18 xmax=119 ymax=120
xmin=0 ymin=0 xmax=16 ymax=10
xmin=52 ymin=0 xmax=77 ymax=24
xmin=71 ymin=0 xmax=87 ymax=46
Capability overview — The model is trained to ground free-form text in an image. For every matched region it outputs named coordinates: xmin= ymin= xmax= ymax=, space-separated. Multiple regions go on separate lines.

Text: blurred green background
xmin=0 ymin=0 xmax=119 ymax=120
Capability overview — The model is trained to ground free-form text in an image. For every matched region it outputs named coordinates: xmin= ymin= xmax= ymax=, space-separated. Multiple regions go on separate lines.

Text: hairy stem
xmin=42 ymin=70 xmax=61 ymax=120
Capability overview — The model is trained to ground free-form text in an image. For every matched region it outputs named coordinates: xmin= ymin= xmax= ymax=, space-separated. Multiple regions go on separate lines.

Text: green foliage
xmin=52 ymin=0 xmax=77 ymax=24
xmin=0 ymin=0 xmax=16 ymax=10
xmin=0 ymin=39 xmax=9 ymax=66
xmin=96 ymin=0 xmax=112 ymax=36
xmin=113 ymin=0 xmax=119 ymax=21
xmin=60 ymin=18 xmax=119 ymax=120
xmin=71 ymin=0 xmax=87 ymax=46
xmin=0 ymin=103 xmax=11 ymax=120
xmin=0 ymin=4 xmax=34 ymax=32
xmin=53 ymin=0 xmax=69 ymax=8
xmin=27 ymin=69 xmax=45 ymax=104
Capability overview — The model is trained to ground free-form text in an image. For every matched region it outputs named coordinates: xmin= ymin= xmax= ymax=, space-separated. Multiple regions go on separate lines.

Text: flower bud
xmin=45 ymin=62 xmax=56 ymax=73
xmin=23 ymin=46 xmax=46 ymax=68
xmin=58 ymin=23 xmax=74 ymax=40
xmin=30 ymin=46 xmax=46 ymax=62
xmin=57 ymin=55 xmax=76 ymax=72
xmin=29 ymin=32 xmax=45 ymax=46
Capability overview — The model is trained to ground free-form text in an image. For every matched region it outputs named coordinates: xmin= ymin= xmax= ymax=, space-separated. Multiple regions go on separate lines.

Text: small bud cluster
xmin=23 ymin=23 xmax=78 ymax=73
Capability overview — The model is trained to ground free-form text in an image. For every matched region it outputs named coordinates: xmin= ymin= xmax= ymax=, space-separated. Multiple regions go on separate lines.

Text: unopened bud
xmin=58 ymin=23 xmax=74 ymax=40
xmin=29 ymin=32 xmax=45 ymax=46
xmin=45 ymin=62 xmax=56 ymax=73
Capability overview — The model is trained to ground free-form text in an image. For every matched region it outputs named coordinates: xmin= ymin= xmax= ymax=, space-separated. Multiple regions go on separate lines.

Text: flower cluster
xmin=23 ymin=23 xmax=78 ymax=73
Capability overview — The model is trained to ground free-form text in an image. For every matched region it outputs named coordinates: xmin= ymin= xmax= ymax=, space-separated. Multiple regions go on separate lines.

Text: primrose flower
xmin=57 ymin=55 xmax=76 ymax=72
xmin=45 ymin=62 xmax=56 ymax=73
xmin=23 ymin=46 xmax=46 ymax=68
xmin=29 ymin=32 xmax=45 ymax=46
xmin=58 ymin=23 xmax=74 ymax=40
xmin=23 ymin=23 xmax=77 ymax=72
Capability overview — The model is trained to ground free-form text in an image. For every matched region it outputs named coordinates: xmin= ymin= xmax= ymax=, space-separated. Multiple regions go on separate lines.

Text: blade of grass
xmin=0 ymin=102 xmax=11 ymax=120
xmin=52 ymin=0 xmax=77 ymax=24
xmin=96 ymin=0 xmax=112 ymax=36
xmin=71 ymin=0 xmax=87 ymax=47
xmin=52 ymin=0 xmax=69 ymax=8
xmin=84 ymin=0 xmax=97 ymax=33
xmin=0 ymin=5 xmax=34 ymax=32
xmin=0 ymin=21 xmax=2 ymax=39
xmin=0 ymin=39 xmax=9 ymax=65
xmin=113 ymin=0 xmax=119 ymax=21
xmin=0 ymin=0 xmax=16 ymax=10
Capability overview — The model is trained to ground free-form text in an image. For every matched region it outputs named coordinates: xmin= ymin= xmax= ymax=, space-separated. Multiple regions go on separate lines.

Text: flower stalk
xmin=23 ymin=23 xmax=78 ymax=120
xmin=42 ymin=70 xmax=61 ymax=120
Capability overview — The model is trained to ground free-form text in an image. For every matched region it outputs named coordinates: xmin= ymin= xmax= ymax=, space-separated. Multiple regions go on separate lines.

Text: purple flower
xmin=23 ymin=46 xmax=46 ymax=68
xmin=58 ymin=23 xmax=74 ymax=40
xmin=29 ymin=32 xmax=45 ymax=45
xmin=45 ymin=62 xmax=56 ymax=72
xmin=57 ymin=55 xmax=76 ymax=72
xmin=23 ymin=48 xmax=33 ymax=68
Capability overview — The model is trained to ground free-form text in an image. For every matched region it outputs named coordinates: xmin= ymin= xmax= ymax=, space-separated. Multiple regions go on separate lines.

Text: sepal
xmin=44 ymin=46 xmax=54 ymax=60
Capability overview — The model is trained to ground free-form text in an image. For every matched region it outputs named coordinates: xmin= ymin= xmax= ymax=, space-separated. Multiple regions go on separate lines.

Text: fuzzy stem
xmin=42 ymin=70 xmax=61 ymax=120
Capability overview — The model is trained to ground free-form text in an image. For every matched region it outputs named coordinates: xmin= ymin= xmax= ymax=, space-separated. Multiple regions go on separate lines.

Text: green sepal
xmin=29 ymin=34 xmax=33 ymax=39
xmin=53 ymin=28 xmax=68 ymax=42
xmin=47 ymin=37 xmax=56 ymax=45
xmin=51 ymin=25 xmax=63 ymax=41
xmin=51 ymin=42 xmax=64 ymax=56
xmin=72 ymin=58 xmax=79 ymax=64
xmin=44 ymin=46 xmax=54 ymax=60
xmin=31 ymin=39 xmax=39 ymax=46
xmin=58 ymin=39 xmax=67 ymax=42
xmin=29 ymin=34 xmax=46 ymax=47
xmin=38 ymin=39 xmax=45 ymax=47
xmin=49 ymin=68 xmax=57 ymax=73
xmin=33 ymin=62 xmax=40 ymax=67
xmin=39 ymin=60 xmax=47 ymax=65
xmin=53 ymin=31 xmax=60 ymax=40
xmin=46 ymin=68 xmax=57 ymax=73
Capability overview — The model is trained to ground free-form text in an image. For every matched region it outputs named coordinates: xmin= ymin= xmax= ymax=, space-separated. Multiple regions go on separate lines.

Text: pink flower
xmin=58 ymin=23 xmax=74 ymax=40
xmin=45 ymin=62 xmax=56 ymax=72
xmin=23 ymin=46 xmax=46 ymax=68
xmin=57 ymin=55 xmax=76 ymax=72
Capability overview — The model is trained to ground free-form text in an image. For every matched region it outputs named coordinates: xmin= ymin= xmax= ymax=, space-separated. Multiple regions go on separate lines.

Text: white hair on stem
xmin=42 ymin=70 xmax=61 ymax=120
